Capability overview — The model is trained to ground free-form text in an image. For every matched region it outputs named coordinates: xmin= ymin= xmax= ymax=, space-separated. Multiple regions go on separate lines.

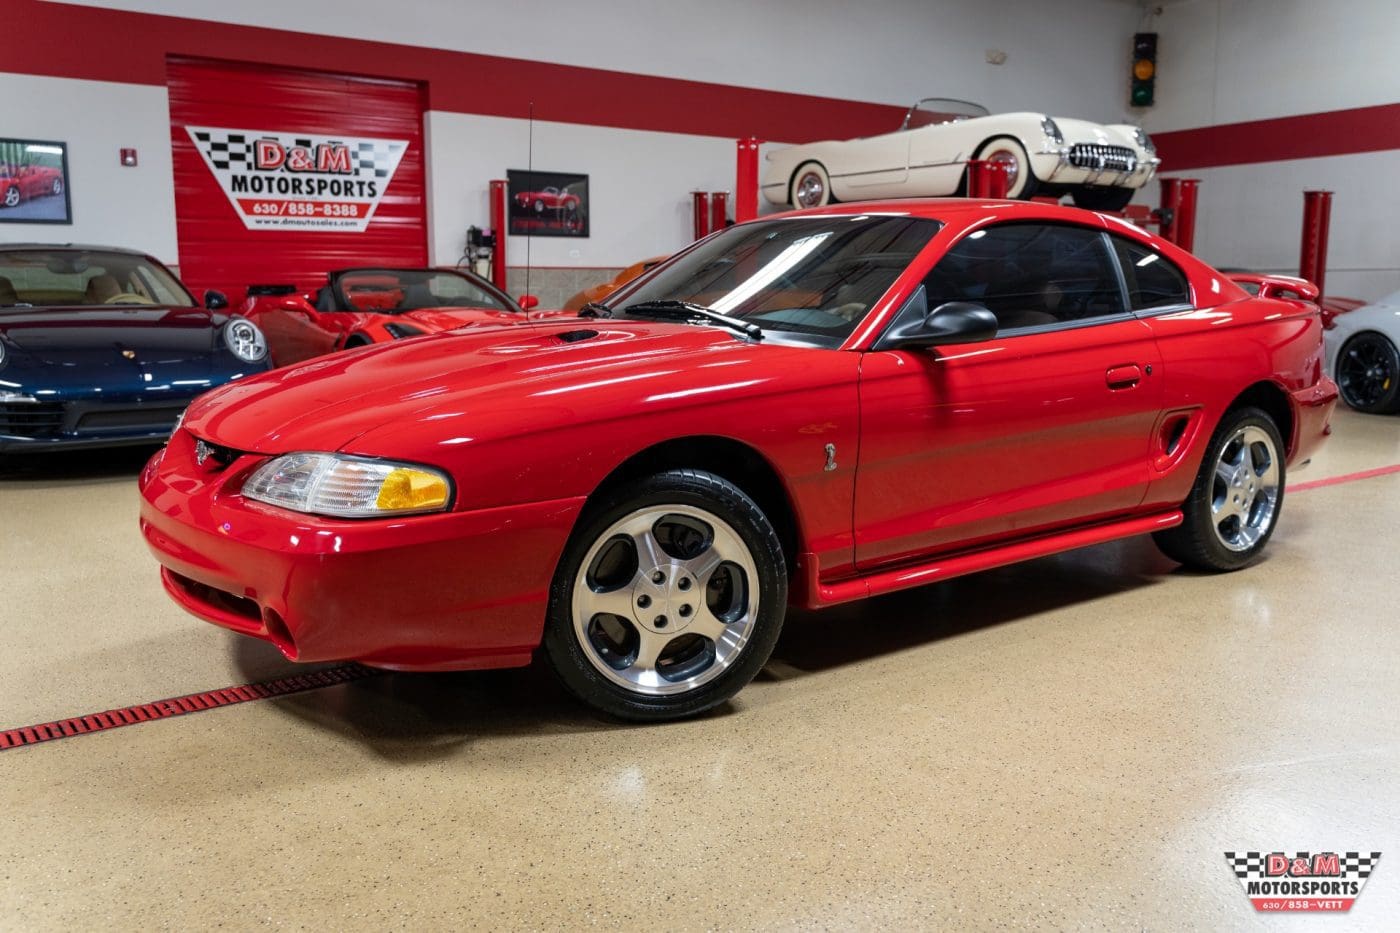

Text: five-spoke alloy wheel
xmin=1153 ymin=406 xmax=1285 ymax=571
xmin=544 ymin=469 xmax=786 ymax=721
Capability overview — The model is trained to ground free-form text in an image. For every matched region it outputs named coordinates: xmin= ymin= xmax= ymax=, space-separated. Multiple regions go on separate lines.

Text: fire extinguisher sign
xmin=185 ymin=126 xmax=408 ymax=232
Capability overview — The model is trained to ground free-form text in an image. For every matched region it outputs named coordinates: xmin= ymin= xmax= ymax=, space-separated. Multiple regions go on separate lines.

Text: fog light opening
xmin=261 ymin=608 xmax=298 ymax=660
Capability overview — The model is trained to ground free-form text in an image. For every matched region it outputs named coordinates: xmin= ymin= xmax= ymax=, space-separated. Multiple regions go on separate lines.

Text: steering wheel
xmin=104 ymin=293 xmax=150 ymax=304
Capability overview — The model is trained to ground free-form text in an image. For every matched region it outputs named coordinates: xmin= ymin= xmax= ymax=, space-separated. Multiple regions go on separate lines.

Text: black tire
xmin=1336 ymin=332 xmax=1400 ymax=414
xmin=1071 ymin=186 xmax=1134 ymax=212
xmin=1153 ymin=406 xmax=1285 ymax=571
xmin=973 ymin=137 xmax=1039 ymax=199
xmin=542 ymin=468 xmax=787 ymax=721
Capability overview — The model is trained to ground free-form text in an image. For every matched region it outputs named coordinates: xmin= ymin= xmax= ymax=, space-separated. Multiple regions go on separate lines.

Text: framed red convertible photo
xmin=0 ymin=137 xmax=72 ymax=223
xmin=140 ymin=199 xmax=1336 ymax=722
xmin=507 ymin=168 xmax=588 ymax=237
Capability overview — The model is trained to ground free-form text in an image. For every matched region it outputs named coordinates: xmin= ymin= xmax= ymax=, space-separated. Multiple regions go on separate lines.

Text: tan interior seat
xmin=84 ymin=274 xmax=122 ymax=303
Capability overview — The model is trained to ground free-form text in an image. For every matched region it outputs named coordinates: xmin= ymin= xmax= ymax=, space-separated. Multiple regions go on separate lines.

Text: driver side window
xmin=924 ymin=222 xmax=1127 ymax=332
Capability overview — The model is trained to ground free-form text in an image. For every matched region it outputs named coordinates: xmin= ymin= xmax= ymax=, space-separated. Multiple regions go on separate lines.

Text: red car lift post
xmin=710 ymin=191 xmax=729 ymax=233
xmin=1156 ymin=177 xmax=1200 ymax=249
xmin=965 ymin=160 xmax=1010 ymax=199
xmin=692 ymin=191 xmax=711 ymax=240
xmin=489 ymin=179 xmax=509 ymax=291
xmin=1299 ymin=190 xmax=1334 ymax=296
xmin=735 ymin=137 xmax=762 ymax=223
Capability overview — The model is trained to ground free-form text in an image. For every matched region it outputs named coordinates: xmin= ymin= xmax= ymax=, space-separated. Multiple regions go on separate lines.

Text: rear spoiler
xmin=1226 ymin=272 xmax=1319 ymax=302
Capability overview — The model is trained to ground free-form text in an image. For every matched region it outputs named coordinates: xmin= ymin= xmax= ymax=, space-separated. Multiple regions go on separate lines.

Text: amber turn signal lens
xmin=1133 ymin=59 xmax=1155 ymax=80
xmin=376 ymin=468 xmax=450 ymax=512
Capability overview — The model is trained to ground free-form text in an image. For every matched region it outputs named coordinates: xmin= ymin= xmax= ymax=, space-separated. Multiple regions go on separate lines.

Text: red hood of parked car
xmin=184 ymin=319 xmax=787 ymax=455
xmin=392 ymin=306 xmax=572 ymax=332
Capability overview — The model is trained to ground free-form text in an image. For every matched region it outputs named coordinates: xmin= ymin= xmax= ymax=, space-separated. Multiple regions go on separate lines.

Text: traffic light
xmin=1131 ymin=32 xmax=1157 ymax=107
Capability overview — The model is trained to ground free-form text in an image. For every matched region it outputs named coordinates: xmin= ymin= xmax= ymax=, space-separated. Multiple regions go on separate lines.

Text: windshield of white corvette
xmin=606 ymin=216 xmax=942 ymax=345
xmin=0 ymin=249 xmax=195 ymax=309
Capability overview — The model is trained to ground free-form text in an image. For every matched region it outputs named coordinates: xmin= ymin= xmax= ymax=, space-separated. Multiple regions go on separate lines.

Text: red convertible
xmin=140 ymin=199 xmax=1336 ymax=721
xmin=239 ymin=267 xmax=559 ymax=367
xmin=1 ymin=162 xmax=64 ymax=208
xmin=515 ymin=186 xmax=580 ymax=213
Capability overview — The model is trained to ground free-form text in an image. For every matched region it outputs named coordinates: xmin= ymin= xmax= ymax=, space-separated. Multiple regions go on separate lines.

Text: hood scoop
xmin=556 ymin=328 xmax=600 ymax=343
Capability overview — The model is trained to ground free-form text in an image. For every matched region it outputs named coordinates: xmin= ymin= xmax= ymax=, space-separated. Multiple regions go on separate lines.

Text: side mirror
xmin=875 ymin=286 xmax=998 ymax=349
xmin=518 ymin=294 xmax=540 ymax=311
xmin=204 ymin=289 xmax=229 ymax=311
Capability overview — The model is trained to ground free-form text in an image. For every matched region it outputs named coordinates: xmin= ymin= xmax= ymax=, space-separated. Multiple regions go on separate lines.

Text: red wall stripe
xmin=11 ymin=0 xmax=904 ymax=143
xmin=1154 ymin=102 xmax=1400 ymax=171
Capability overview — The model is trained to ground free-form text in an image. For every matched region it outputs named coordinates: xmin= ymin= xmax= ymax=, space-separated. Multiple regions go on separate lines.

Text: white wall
xmin=1144 ymin=0 xmax=1400 ymax=132
xmin=1139 ymin=0 xmax=1400 ymax=300
xmin=0 ymin=73 xmax=178 ymax=264
xmin=61 ymin=0 xmax=1141 ymax=119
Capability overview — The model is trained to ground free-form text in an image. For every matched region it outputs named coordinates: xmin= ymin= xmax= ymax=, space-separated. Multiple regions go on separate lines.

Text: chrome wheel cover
xmin=794 ymin=171 xmax=826 ymax=208
xmin=1210 ymin=425 xmax=1281 ymax=552
xmin=3 ymin=188 xmax=18 ymax=207
xmin=571 ymin=505 xmax=759 ymax=696
xmin=985 ymin=149 xmax=1022 ymax=190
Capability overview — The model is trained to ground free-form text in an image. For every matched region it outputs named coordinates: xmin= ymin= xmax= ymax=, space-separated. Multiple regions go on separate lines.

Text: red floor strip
xmin=0 ymin=664 xmax=380 ymax=752
xmin=1290 ymin=462 xmax=1400 ymax=493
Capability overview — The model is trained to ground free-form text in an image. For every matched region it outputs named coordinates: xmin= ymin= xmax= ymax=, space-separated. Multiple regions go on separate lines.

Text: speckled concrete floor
xmin=2 ymin=409 xmax=1398 ymax=929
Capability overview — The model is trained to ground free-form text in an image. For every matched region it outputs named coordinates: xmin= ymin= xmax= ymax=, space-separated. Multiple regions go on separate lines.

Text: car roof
xmin=759 ymin=197 xmax=1119 ymax=225
xmin=0 ymin=243 xmax=155 ymax=255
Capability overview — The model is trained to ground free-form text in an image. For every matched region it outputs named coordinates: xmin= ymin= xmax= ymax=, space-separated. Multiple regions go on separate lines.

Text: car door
xmin=905 ymin=122 xmax=972 ymax=197
xmin=830 ymin=130 xmax=910 ymax=196
xmin=854 ymin=221 xmax=1164 ymax=570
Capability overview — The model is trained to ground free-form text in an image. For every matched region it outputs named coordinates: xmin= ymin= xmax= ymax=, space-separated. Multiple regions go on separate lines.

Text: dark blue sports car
xmin=0 ymin=245 xmax=271 ymax=453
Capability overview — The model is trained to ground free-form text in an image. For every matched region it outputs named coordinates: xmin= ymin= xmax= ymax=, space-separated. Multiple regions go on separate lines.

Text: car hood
xmin=0 ymin=306 xmax=219 ymax=366
xmin=184 ymin=319 xmax=789 ymax=454
xmin=395 ymin=307 xmax=573 ymax=332
xmin=1048 ymin=116 xmax=1136 ymax=147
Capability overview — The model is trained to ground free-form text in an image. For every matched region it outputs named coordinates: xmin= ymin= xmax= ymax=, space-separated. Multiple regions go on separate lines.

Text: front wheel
xmin=1153 ymin=406 xmax=1285 ymax=571
xmin=542 ymin=469 xmax=787 ymax=721
xmin=973 ymin=138 xmax=1038 ymax=199
xmin=1336 ymin=332 xmax=1400 ymax=414
xmin=2 ymin=186 xmax=18 ymax=208
xmin=52 ymin=178 xmax=64 ymax=196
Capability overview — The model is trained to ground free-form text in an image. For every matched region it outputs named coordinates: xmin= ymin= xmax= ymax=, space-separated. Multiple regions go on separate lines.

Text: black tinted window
xmin=924 ymin=223 xmax=1125 ymax=331
xmin=1112 ymin=236 xmax=1191 ymax=310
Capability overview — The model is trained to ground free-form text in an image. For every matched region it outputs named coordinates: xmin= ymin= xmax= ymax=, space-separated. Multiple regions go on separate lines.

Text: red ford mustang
xmin=240 ymin=267 xmax=561 ymax=367
xmin=140 ymin=199 xmax=1337 ymax=721
xmin=515 ymin=187 xmax=580 ymax=213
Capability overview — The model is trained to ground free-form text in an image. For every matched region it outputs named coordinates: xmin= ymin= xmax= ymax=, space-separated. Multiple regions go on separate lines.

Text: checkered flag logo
xmin=183 ymin=125 xmax=409 ymax=233
xmin=1225 ymin=851 xmax=1381 ymax=880
xmin=1224 ymin=850 xmax=1381 ymax=913
xmin=1225 ymin=851 xmax=1267 ymax=878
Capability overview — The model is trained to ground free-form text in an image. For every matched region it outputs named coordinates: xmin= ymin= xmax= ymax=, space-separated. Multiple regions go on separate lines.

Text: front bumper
xmin=139 ymin=430 xmax=586 ymax=671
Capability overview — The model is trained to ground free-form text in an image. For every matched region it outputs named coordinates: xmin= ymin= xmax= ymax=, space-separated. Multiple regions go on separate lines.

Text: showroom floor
xmin=2 ymin=408 xmax=1398 ymax=929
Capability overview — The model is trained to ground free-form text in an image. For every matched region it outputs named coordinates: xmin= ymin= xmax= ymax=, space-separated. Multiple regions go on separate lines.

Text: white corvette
xmin=1325 ymin=288 xmax=1400 ymax=414
xmin=762 ymin=98 xmax=1160 ymax=212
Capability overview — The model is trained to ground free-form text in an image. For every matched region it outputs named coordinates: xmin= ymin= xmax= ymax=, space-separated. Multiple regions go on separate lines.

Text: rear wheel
xmin=3 ymin=186 xmax=18 ymax=208
xmin=1071 ymin=186 xmax=1134 ymax=212
xmin=1153 ymin=406 xmax=1284 ymax=571
xmin=790 ymin=161 xmax=832 ymax=209
xmin=542 ymin=469 xmax=787 ymax=721
xmin=1336 ymin=332 xmax=1400 ymax=414
xmin=52 ymin=178 xmax=63 ymax=196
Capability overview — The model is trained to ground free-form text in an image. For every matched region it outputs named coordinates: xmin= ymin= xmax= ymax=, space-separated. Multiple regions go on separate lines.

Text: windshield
xmin=901 ymin=98 xmax=990 ymax=130
xmin=0 ymin=249 xmax=195 ymax=309
xmin=334 ymin=268 xmax=515 ymax=314
xmin=608 ymin=215 xmax=942 ymax=346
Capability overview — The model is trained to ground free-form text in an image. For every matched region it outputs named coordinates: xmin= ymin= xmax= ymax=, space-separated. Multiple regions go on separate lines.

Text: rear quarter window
xmin=1112 ymin=236 xmax=1191 ymax=310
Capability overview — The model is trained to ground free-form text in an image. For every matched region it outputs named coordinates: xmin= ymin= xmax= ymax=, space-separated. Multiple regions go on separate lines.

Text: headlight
xmin=223 ymin=317 xmax=268 ymax=363
xmin=1133 ymin=127 xmax=1155 ymax=152
xmin=242 ymin=453 xmax=452 ymax=518
xmin=1041 ymin=117 xmax=1064 ymax=145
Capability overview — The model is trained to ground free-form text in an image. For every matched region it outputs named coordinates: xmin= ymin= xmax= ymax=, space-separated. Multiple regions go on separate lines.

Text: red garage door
xmin=168 ymin=58 xmax=427 ymax=304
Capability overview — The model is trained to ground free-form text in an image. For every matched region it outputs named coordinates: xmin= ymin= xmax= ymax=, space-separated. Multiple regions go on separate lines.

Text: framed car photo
xmin=507 ymin=169 xmax=588 ymax=237
xmin=0 ymin=137 xmax=72 ymax=224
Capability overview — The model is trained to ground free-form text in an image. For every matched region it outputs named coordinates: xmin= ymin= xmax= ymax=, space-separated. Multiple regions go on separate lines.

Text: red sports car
xmin=239 ymin=266 xmax=564 ymax=367
xmin=140 ymin=199 xmax=1336 ymax=721
xmin=1 ymin=162 xmax=64 ymax=208
xmin=515 ymin=187 xmax=580 ymax=213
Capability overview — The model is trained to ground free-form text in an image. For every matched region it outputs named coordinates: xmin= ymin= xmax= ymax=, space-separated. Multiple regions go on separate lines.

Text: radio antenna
xmin=524 ymin=101 xmax=534 ymax=313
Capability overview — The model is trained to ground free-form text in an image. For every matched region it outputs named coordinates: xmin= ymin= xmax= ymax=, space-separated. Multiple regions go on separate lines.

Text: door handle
xmin=1106 ymin=364 xmax=1143 ymax=389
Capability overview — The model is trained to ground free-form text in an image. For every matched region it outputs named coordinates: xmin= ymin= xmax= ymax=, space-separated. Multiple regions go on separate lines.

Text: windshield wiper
xmin=619 ymin=300 xmax=764 ymax=340
xmin=577 ymin=301 xmax=613 ymax=318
